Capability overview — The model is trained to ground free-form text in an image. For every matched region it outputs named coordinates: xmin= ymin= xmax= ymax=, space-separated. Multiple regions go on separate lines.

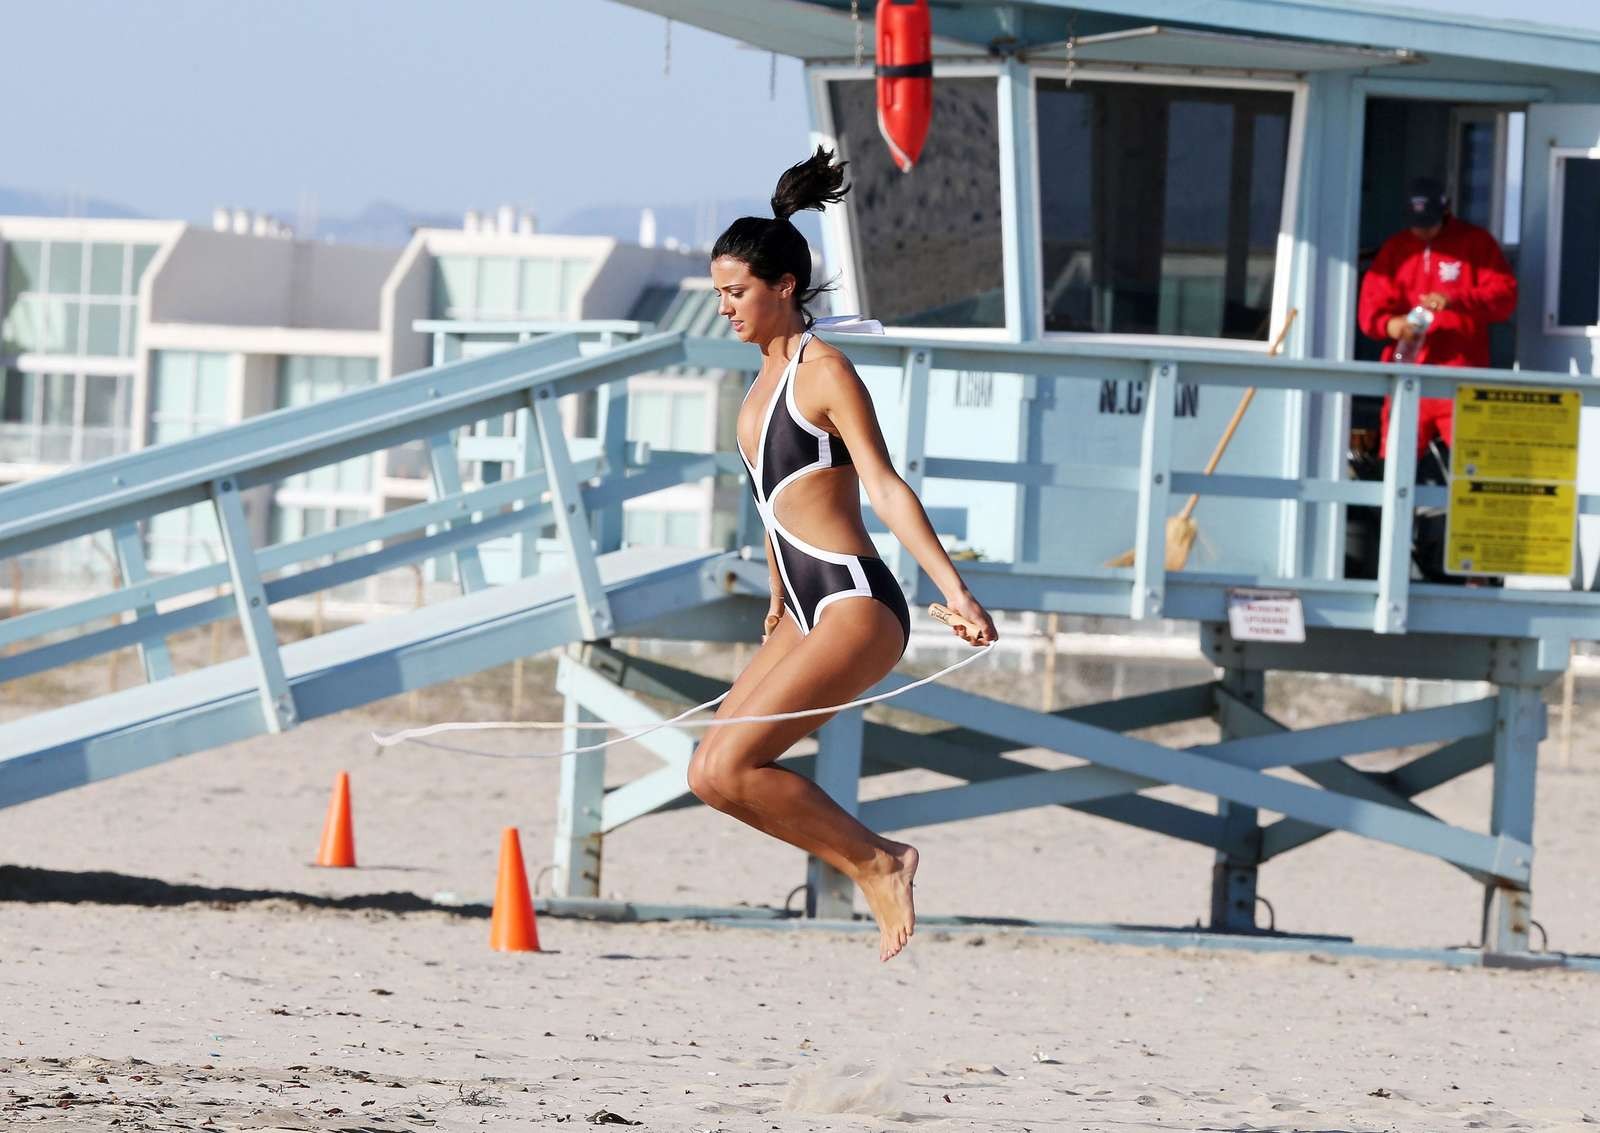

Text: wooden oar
xmin=1106 ymin=308 xmax=1299 ymax=571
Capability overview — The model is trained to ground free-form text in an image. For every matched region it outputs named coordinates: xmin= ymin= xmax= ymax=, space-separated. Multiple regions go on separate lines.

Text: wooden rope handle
xmin=929 ymin=602 xmax=985 ymax=641
xmin=1176 ymin=308 xmax=1299 ymax=523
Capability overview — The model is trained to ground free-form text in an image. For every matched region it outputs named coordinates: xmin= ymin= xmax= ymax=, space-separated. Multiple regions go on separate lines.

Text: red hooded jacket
xmin=1358 ymin=215 xmax=1517 ymax=455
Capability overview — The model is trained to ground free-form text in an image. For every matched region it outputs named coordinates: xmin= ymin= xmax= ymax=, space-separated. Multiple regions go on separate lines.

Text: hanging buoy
xmin=875 ymin=0 xmax=932 ymax=172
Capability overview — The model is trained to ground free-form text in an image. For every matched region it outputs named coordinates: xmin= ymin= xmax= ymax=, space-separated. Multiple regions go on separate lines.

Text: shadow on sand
xmin=0 ymin=864 xmax=490 ymax=918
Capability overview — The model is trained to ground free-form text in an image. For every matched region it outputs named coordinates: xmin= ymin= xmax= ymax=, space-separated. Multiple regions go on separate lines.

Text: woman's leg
xmin=687 ymin=598 xmax=916 ymax=960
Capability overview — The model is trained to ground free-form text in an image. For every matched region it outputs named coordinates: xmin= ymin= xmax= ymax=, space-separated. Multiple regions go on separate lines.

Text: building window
xmin=430 ymin=255 xmax=594 ymax=320
xmin=1550 ymin=152 xmax=1600 ymax=329
xmin=626 ymin=387 xmax=708 ymax=452
xmin=0 ymin=367 xmax=132 ymax=465
xmin=149 ymin=350 xmax=230 ymax=443
xmin=275 ymin=355 xmax=379 ymax=495
xmin=826 ymin=75 xmax=1006 ymax=328
xmin=624 ymin=508 xmax=701 ymax=548
xmin=1 ymin=239 xmax=158 ymax=357
xmin=146 ymin=350 xmax=231 ymax=571
xmin=1037 ymin=79 xmax=1292 ymax=341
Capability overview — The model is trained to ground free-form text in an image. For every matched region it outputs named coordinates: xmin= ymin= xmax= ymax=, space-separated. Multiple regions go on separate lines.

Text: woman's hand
xmin=762 ymin=594 xmax=785 ymax=643
xmin=942 ymin=589 xmax=997 ymax=646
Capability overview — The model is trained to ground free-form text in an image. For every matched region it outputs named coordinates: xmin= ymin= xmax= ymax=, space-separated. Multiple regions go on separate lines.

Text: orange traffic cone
xmin=314 ymin=771 xmax=356 ymax=868
xmin=489 ymin=827 xmax=541 ymax=952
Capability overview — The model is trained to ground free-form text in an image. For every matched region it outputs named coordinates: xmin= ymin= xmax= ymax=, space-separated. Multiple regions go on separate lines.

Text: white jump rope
xmin=371 ymin=604 xmax=996 ymax=759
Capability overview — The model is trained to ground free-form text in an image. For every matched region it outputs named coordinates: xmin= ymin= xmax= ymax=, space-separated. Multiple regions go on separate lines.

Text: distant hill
xmin=0 ymin=186 xmax=144 ymax=219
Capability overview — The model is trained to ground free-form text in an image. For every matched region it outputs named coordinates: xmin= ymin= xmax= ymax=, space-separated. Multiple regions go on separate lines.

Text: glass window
xmin=89 ymin=244 xmax=126 ymax=296
xmin=1037 ymin=79 xmax=1292 ymax=340
xmin=151 ymin=350 xmax=229 ymax=445
xmin=2 ymin=295 xmax=48 ymax=354
xmin=85 ymin=304 xmax=122 ymax=356
xmin=624 ymin=509 xmax=662 ymax=546
xmin=626 ymin=390 xmax=668 ymax=450
xmin=40 ymin=372 xmax=74 ymax=426
xmin=559 ymin=258 xmax=592 ymax=312
xmin=83 ymin=374 xmax=125 ymax=427
xmin=826 ymin=76 xmax=1005 ymax=327
xmin=46 ymin=242 xmax=83 ymax=294
xmin=477 ymin=257 xmax=517 ymax=315
xmin=1556 ymin=156 xmax=1600 ymax=328
xmin=34 ymin=299 xmax=84 ymax=354
xmin=520 ymin=258 xmax=560 ymax=316
xmin=6 ymin=240 xmax=43 ymax=295
xmin=129 ymin=244 xmax=158 ymax=289
xmin=663 ymin=511 xmax=699 ymax=547
xmin=276 ymin=355 xmax=377 ymax=496
xmin=195 ymin=351 xmax=231 ymax=417
xmin=1455 ymin=119 xmax=1498 ymax=232
xmin=432 ymin=256 xmax=475 ymax=317
xmin=669 ymin=390 xmax=707 ymax=450
xmin=2 ymin=368 xmax=37 ymax=423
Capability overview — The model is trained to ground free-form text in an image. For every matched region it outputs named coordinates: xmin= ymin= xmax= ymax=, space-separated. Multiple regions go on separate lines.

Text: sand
xmin=2 ymin=649 xmax=1599 ymax=1131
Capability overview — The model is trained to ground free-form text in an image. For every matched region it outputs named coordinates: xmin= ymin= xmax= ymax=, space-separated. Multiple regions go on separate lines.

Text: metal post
xmin=426 ymin=433 xmax=488 ymax=594
xmin=892 ymin=348 xmax=931 ymax=596
xmin=1132 ymin=362 xmax=1176 ymax=621
xmin=592 ymin=332 xmax=628 ymax=555
xmin=1375 ymin=373 xmax=1419 ymax=634
xmin=806 ymin=708 xmax=866 ymax=920
xmin=532 ymin=389 xmax=614 ymax=641
xmin=997 ymin=56 xmax=1041 ymax=341
xmin=1482 ymin=682 xmax=1544 ymax=954
xmin=110 ymin=522 xmax=173 ymax=682
xmin=554 ymin=692 xmax=604 ymax=898
xmin=210 ymin=477 xmax=296 ymax=733
xmin=1210 ymin=667 xmax=1264 ymax=932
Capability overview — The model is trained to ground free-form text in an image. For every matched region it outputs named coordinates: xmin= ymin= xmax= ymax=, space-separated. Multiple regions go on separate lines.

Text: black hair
xmin=711 ymin=146 xmax=848 ymax=325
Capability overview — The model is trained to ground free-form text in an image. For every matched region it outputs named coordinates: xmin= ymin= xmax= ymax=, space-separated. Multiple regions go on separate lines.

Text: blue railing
xmin=3 ymin=326 xmax=1597 ymax=735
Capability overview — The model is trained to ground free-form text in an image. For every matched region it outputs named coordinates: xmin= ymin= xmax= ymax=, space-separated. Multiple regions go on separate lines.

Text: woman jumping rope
xmin=695 ymin=147 xmax=997 ymax=961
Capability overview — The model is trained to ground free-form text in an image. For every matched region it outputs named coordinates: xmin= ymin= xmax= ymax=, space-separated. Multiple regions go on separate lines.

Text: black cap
xmin=1405 ymin=177 xmax=1447 ymax=227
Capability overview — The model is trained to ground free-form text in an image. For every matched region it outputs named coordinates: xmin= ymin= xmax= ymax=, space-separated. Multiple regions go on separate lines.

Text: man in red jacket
xmin=1358 ymin=177 xmax=1518 ymax=457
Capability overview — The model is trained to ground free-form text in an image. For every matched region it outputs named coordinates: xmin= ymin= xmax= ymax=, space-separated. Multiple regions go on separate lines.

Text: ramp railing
xmin=0 ymin=329 xmax=742 ymax=738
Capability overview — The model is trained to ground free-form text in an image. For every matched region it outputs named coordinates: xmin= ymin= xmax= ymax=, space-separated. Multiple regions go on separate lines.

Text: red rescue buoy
xmin=875 ymin=0 xmax=933 ymax=172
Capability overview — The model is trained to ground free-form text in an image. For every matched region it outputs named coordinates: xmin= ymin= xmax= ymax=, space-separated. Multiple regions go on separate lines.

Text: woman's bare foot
xmin=856 ymin=843 xmax=918 ymax=961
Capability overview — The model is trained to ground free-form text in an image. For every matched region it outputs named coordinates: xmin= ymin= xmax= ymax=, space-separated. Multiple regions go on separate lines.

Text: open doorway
xmin=1353 ymin=97 xmax=1526 ymax=367
xmin=1345 ymin=96 xmax=1527 ymax=582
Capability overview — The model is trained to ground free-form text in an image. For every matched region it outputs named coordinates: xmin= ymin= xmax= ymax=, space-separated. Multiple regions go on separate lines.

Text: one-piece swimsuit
xmin=738 ymin=331 xmax=911 ymax=651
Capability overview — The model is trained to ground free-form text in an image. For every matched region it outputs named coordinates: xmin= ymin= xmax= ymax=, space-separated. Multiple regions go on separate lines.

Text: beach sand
xmin=2 ymin=648 xmax=1598 ymax=1130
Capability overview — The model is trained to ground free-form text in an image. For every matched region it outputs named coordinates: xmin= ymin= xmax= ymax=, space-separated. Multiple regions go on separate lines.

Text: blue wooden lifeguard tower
xmin=3 ymin=0 xmax=1600 ymax=965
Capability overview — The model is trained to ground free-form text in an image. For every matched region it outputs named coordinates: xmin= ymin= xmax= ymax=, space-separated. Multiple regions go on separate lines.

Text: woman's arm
xmin=762 ymin=531 xmax=785 ymax=640
xmin=815 ymin=355 xmax=997 ymax=644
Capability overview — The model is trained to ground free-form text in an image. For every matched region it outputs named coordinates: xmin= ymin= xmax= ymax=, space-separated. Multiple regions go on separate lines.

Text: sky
xmin=2 ymin=0 xmax=1598 ymax=227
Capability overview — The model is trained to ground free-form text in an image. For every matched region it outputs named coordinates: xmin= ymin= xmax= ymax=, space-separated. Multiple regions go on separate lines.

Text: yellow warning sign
xmin=1452 ymin=384 xmax=1581 ymax=483
xmin=1445 ymin=479 xmax=1577 ymax=577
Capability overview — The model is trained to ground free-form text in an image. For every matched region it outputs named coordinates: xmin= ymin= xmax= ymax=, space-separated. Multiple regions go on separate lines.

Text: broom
xmin=1106 ymin=307 xmax=1299 ymax=571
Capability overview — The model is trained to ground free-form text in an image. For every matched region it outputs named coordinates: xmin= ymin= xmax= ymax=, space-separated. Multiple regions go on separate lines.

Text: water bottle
xmin=1391 ymin=305 xmax=1434 ymax=363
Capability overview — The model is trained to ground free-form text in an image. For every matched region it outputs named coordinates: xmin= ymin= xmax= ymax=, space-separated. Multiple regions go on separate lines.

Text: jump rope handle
xmin=928 ymin=602 xmax=986 ymax=643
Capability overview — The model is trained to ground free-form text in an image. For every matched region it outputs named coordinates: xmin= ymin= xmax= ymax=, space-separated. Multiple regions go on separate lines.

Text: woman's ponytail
xmin=770 ymin=146 xmax=849 ymax=221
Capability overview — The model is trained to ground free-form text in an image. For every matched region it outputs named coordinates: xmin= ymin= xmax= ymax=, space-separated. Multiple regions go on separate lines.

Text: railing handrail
xmin=688 ymin=332 xmax=1600 ymax=401
xmin=0 ymin=330 xmax=689 ymax=557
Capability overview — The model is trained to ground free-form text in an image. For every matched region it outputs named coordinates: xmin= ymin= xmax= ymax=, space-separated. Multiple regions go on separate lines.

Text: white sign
xmin=1226 ymin=587 xmax=1306 ymax=643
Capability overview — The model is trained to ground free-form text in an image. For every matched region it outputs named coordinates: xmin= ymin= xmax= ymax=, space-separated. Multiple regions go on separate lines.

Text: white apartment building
xmin=0 ymin=213 xmax=730 ymax=599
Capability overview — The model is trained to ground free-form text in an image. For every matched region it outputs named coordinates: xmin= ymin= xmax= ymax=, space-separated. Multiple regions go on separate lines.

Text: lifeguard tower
xmin=3 ymin=0 xmax=1600 ymax=965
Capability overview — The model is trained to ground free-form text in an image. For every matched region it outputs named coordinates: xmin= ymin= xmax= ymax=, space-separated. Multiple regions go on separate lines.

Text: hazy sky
xmin=2 ymin=0 xmax=1598 ymax=225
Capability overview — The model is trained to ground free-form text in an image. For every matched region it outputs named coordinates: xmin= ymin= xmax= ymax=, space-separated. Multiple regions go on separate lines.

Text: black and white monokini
xmin=738 ymin=331 xmax=911 ymax=651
